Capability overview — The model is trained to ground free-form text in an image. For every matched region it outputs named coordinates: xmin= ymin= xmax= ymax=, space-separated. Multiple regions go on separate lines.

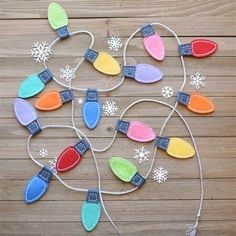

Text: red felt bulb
xmin=191 ymin=39 xmax=217 ymax=58
xmin=56 ymin=146 xmax=82 ymax=173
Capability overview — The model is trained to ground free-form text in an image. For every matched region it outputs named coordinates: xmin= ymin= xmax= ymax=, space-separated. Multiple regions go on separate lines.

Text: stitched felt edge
xmin=14 ymin=99 xmax=38 ymax=126
xmin=18 ymin=75 xmax=45 ymax=98
xmin=35 ymin=90 xmax=62 ymax=111
xmin=82 ymin=101 xmax=101 ymax=129
xmin=188 ymin=93 xmax=215 ymax=114
xmin=81 ymin=202 xmax=101 ymax=231
xmin=56 ymin=146 xmax=81 ymax=173
xmin=24 ymin=175 xmax=47 ymax=204
xmin=191 ymin=39 xmax=217 ymax=57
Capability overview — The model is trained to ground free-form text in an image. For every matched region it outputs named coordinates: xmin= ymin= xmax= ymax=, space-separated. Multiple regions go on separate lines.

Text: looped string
xmin=27 ymin=23 xmax=204 ymax=235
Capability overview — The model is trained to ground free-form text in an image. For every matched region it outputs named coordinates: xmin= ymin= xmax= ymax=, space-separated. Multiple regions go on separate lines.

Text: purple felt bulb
xmin=14 ymin=98 xmax=41 ymax=135
xmin=123 ymin=63 xmax=163 ymax=84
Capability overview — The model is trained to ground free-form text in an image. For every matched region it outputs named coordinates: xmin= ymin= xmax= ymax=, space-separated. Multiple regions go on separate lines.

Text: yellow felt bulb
xmin=84 ymin=49 xmax=121 ymax=75
xmin=155 ymin=136 xmax=195 ymax=159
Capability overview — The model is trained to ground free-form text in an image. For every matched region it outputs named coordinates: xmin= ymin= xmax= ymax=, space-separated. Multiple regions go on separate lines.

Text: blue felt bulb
xmin=82 ymin=89 xmax=101 ymax=129
xmin=24 ymin=166 xmax=53 ymax=204
xmin=81 ymin=189 xmax=101 ymax=232
xmin=18 ymin=69 xmax=53 ymax=98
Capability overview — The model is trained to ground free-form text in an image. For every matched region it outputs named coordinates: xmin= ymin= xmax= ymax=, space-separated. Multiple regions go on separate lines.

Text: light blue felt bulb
xmin=18 ymin=69 xmax=53 ymax=98
xmin=24 ymin=166 xmax=53 ymax=204
xmin=81 ymin=189 xmax=101 ymax=232
xmin=82 ymin=89 xmax=101 ymax=129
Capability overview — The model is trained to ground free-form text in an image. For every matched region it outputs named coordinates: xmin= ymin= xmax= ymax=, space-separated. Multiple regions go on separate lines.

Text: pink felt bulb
xmin=141 ymin=24 xmax=165 ymax=61
xmin=116 ymin=119 xmax=155 ymax=142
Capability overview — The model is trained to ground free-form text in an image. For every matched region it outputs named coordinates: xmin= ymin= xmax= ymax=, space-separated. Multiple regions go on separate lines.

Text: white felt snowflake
xmin=133 ymin=146 xmax=150 ymax=163
xmin=190 ymin=72 xmax=206 ymax=89
xmin=102 ymin=100 xmax=118 ymax=116
xmin=153 ymin=167 xmax=168 ymax=183
xmin=60 ymin=65 xmax=75 ymax=83
xmin=107 ymin=36 xmax=123 ymax=52
xmin=161 ymin=86 xmax=174 ymax=98
xmin=48 ymin=157 xmax=58 ymax=173
xmin=39 ymin=148 xmax=48 ymax=158
xmin=76 ymin=97 xmax=84 ymax=104
xmin=30 ymin=41 xmax=52 ymax=63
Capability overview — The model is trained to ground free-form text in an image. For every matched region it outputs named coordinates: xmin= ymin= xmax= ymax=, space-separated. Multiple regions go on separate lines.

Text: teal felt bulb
xmin=81 ymin=189 xmax=101 ymax=232
xmin=18 ymin=69 xmax=53 ymax=98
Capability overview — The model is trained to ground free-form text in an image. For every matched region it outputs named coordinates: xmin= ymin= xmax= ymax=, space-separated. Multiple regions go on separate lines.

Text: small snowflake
xmin=190 ymin=72 xmax=206 ymax=89
xmin=60 ymin=65 xmax=75 ymax=83
xmin=102 ymin=100 xmax=118 ymax=116
xmin=107 ymin=36 xmax=123 ymax=52
xmin=30 ymin=41 xmax=52 ymax=63
xmin=133 ymin=146 xmax=150 ymax=163
xmin=153 ymin=167 xmax=168 ymax=183
xmin=76 ymin=97 xmax=84 ymax=104
xmin=161 ymin=86 xmax=174 ymax=98
xmin=39 ymin=148 xmax=48 ymax=158
xmin=48 ymin=157 xmax=58 ymax=173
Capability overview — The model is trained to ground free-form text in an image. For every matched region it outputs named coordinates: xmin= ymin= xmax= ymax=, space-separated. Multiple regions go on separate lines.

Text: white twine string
xmin=26 ymin=23 xmax=204 ymax=234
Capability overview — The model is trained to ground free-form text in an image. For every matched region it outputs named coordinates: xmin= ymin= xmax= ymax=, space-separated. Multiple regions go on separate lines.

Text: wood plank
xmin=1 ymin=117 xmax=235 ymax=139
xmin=1 ymin=97 xmax=235 ymax=118
xmin=1 ymin=36 xmax=235 ymax=57
xmin=1 ymin=137 xmax=235 ymax=159
xmin=1 ymin=0 xmax=235 ymax=19
xmin=0 ymin=157 xmax=235 ymax=180
xmin=1 ymin=18 xmax=236 ymax=37
xmin=0 ymin=200 xmax=235 ymax=221
xmin=0 ymin=221 xmax=235 ymax=236
xmin=0 ymin=179 xmax=235 ymax=201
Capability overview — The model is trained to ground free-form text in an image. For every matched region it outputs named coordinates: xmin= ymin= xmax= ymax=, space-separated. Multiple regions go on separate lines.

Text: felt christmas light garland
xmin=14 ymin=2 xmax=218 ymax=235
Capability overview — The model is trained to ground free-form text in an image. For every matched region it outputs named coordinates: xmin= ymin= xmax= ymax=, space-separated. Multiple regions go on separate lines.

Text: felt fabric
xmin=81 ymin=201 xmax=101 ymax=232
xmin=167 ymin=137 xmax=195 ymax=158
xmin=48 ymin=3 xmax=68 ymax=30
xmin=93 ymin=52 xmax=121 ymax=75
xmin=24 ymin=167 xmax=52 ymax=204
xmin=188 ymin=93 xmax=215 ymax=114
xmin=35 ymin=90 xmax=63 ymax=111
xmin=18 ymin=74 xmax=45 ymax=98
xmin=56 ymin=146 xmax=82 ymax=173
xmin=83 ymin=101 xmax=101 ymax=129
xmin=191 ymin=39 xmax=218 ymax=58
xmin=109 ymin=157 xmax=137 ymax=182
xmin=134 ymin=63 xmax=163 ymax=83
xmin=143 ymin=33 xmax=165 ymax=61
xmin=14 ymin=98 xmax=37 ymax=126
xmin=127 ymin=121 xmax=155 ymax=142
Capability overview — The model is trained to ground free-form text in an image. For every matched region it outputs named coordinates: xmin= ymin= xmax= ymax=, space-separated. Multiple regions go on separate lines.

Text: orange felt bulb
xmin=35 ymin=89 xmax=74 ymax=111
xmin=177 ymin=92 xmax=215 ymax=114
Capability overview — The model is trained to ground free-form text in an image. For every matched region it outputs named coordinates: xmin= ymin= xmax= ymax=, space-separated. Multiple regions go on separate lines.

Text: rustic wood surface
xmin=0 ymin=1 xmax=235 ymax=235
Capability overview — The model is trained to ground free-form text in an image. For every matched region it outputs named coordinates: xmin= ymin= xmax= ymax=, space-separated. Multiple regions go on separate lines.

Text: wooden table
xmin=0 ymin=1 xmax=235 ymax=235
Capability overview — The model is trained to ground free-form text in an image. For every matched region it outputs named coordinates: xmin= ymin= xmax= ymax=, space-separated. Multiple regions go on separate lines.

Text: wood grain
xmin=0 ymin=0 xmax=235 ymax=235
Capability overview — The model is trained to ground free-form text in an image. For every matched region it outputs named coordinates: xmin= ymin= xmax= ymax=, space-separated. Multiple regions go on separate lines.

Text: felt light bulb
xmin=116 ymin=119 xmax=155 ymax=142
xmin=179 ymin=39 xmax=217 ymax=58
xmin=24 ymin=166 xmax=53 ymax=204
xmin=56 ymin=138 xmax=90 ymax=173
xmin=177 ymin=92 xmax=215 ymax=114
xmin=14 ymin=98 xmax=41 ymax=135
xmin=35 ymin=89 xmax=74 ymax=111
xmin=123 ymin=63 xmax=163 ymax=84
xmin=155 ymin=136 xmax=195 ymax=159
xmin=84 ymin=48 xmax=121 ymax=75
xmin=18 ymin=69 xmax=53 ymax=98
xmin=83 ymin=89 xmax=101 ymax=130
xmin=48 ymin=2 xmax=69 ymax=39
xmin=109 ymin=157 xmax=145 ymax=187
xmin=81 ymin=189 xmax=101 ymax=232
xmin=141 ymin=24 xmax=165 ymax=61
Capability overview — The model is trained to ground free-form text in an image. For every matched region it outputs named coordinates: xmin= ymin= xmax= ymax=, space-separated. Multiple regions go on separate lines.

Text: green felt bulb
xmin=48 ymin=3 xmax=68 ymax=30
xmin=109 ymin=157 xmax=137 ymax=182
